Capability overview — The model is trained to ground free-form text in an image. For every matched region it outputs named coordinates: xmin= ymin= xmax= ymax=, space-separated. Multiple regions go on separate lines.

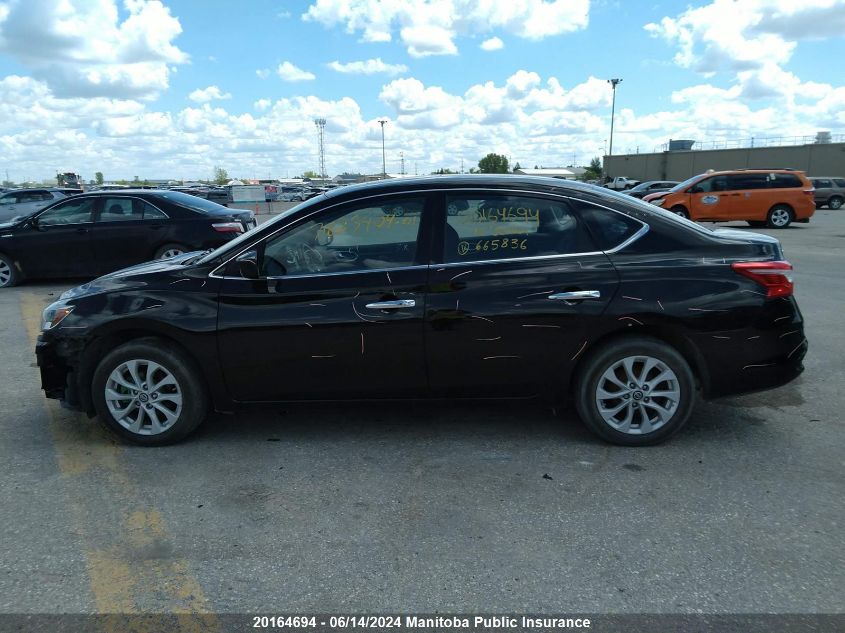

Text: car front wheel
xmin=829 ymin=196 xmax=843 ymax=210
xmin=92 ymin=338 xmax=209 ymax=445
xmin=670 ymin=206 xmax=689 ymax=219
xmin=155 ymin=243 xmax=187 ymax=259
xmin=573 ymin=336 xmax=696 ymax=446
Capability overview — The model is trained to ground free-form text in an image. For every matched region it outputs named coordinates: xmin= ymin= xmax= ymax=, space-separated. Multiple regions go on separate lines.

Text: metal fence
xmin=655 ymin=134 xmax=845 ymax=152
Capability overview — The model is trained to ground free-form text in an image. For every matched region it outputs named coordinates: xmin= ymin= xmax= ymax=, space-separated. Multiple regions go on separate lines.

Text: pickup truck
xmin=604 ymin=177 xmax=640 ymax=190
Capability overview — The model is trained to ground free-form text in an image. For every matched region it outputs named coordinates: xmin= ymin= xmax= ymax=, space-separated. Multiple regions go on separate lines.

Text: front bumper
xmin=35 ymin=335 xmax=84 ymax=411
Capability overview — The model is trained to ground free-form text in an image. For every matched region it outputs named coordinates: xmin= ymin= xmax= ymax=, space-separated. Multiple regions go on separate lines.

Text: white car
xmin=0 ymin=188 xmax=75 ymax=223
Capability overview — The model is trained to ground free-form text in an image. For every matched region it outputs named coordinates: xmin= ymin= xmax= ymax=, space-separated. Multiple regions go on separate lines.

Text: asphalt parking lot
xmin=0 ymin=208 xmax=842 ymax=618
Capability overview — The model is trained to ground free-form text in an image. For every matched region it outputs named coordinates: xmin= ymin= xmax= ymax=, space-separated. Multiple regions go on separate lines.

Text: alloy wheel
xmin=0 ymin=259 xmax=11 ymax=287
xmin=160 ymin=248 xmax=184 ymax=259
xmin=829 ymin=197 xmax=843 ymax=210
xmin=595 ymin=355 xmax=680 ymax=435
xmin=105 ymin=359 xmax=183 ymax=435
xmin=770 ymin=208 xmax=791 ymax=227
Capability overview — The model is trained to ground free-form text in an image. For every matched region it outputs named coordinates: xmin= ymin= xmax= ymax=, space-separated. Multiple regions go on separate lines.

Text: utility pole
xmin=400 ymin=151 xmax=405 ymax=175
xmin=378 ymin=120 xmax=387 ymax=177
xmin=607 ymin=78 xmax=622 ymax=159
xmin=460 ymin=158 xmax=464 ymax=174
xmin=314 ymin=118 xmax=327 ymax=180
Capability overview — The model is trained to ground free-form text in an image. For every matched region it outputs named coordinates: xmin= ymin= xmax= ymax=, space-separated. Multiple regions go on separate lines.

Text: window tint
xmin=833 ymin=179 xmax=845 ymax=188
xmin=260 ymin=196 xmax=424 ymax=276
xmin=441 ymin=194 xmax=596 ymax=263
xmin=140 ymin=201 xmax=168 ymax=219
xmin=0 ymin=193 xmax=15 ymax=205
xmin=578 ymin=204 xmax=644 ymax=250
xmin=99 ymin=198 xmax=141 ymax=222
xmin=693 ymin=176 xmax=728 ymax=192
xmin=812 ymin=179 xmax=832 ymax=188
xmin=156 ymin=190 xmax=228 ymax=214
xmin=727 ymin=174 xmax=769 ymax=190
xmin=770 ymin=173 xmax=802 ymax=188
xmin=18 ymin=190 xmax=52 ymax=203
xmin=37 ymin=197 xmax=96 ymax=225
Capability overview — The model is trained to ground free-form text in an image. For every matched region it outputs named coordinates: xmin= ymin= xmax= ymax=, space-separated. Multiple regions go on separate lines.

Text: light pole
xmin=378 ymin=119 xmax=387 ymax=177
xmin=607 ymin=78 xmax=622 ymax=158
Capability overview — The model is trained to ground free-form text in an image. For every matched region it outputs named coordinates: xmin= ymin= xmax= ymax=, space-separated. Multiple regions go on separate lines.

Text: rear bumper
xmin=707 ymin=337 xmax=807 ymax=399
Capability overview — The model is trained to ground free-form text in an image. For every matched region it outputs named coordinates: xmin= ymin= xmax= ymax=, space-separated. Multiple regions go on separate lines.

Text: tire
xmin=91 ymin=338 xmax=209 ymax=446
xmin=670 ymin=206 xmax=689 ymax=219
xmin=747 ymin=220 xmax=766 ymax=227
xmin=829 ymin=196 xmax=843 ymax=210
xmin=154 ymin=243 xmax=188 ymax=259
xmin=0 ymin=252 xmax=19 ymax=288
xmin=573 ymin=336 xmax=696 ymax=446
xmin=766 ymin=205 xmax=793 ymax=228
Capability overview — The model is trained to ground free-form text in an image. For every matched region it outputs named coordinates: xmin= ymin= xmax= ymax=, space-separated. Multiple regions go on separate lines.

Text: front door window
xmin=37 ymin=198 xmax=96 ymax=225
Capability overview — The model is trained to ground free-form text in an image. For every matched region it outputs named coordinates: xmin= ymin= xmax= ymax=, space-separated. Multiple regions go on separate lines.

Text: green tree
xmin=512 ymin=162 xmax=521 ymax=172
xmin=583 ymin=157 xmax=602 ymax=180
xmin=477 ymin=153 xmax=509 ymax=174
xmin=95 ymin=171 xmax=104 ymax=185
xmin=213 ymin=166 xmax=229 ymax=185
xmin=302 ymin=170 xmax=319 ymax=179
xmin=432 ymin=168 xmax=456 ymax=174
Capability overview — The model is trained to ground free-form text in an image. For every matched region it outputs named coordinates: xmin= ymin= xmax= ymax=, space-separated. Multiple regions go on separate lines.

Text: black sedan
xmin=0 ymin=190 xmax=255 ymax=288
xmin=35 ymin=176 xmax=806 ymax=446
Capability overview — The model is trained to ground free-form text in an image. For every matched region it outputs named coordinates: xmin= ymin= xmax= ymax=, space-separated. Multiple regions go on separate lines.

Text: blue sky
xmin=0 ymin=0 xmax=844 ymax=181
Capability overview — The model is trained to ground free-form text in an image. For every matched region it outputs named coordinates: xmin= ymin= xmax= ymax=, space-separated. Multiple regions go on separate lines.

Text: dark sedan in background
xmin=623 ymin=180 xmax=680 ymax=199
xmin=35 ymin=176 xmax=806 ymax=447
xmin=0 ymin=190 xmax=255 ymax=288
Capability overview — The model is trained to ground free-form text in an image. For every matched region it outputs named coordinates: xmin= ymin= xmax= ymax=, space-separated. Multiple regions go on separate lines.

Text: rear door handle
xmin=548 ymin=290 xmax=601 ymax=301
xmin=75 ymin=227 xmax=89 ymax=235
xmin=365 ymin=299 xmax=416 ymax=310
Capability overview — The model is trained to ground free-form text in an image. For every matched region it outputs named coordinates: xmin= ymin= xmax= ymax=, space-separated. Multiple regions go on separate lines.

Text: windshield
xmin=669 ymin=174 xmax=703 ymax=192
xmin=195 ymin=199 xmax=319 ymax=265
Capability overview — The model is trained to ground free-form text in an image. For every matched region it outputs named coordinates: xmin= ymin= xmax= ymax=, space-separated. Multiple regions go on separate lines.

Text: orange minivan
xmin=643 ymin=169 xmax=815 ymax=228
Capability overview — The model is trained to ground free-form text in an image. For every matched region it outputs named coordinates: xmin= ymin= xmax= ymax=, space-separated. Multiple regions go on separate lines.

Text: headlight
xmin=42 ymin=303 xmax=74 ymax=331
xmin=652 ymin=197 xmax=666 ymax=207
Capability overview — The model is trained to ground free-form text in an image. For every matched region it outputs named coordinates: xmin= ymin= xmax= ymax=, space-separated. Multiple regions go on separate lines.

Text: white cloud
xmin=328 ymin=58 xmax=408 ymax=75
xmin=188 ymin=85 xmax=232 ymax=103
xmin=0 ymin=0 xmax=188 ymax=99
xmin=303 ymin=0 xmax=590 ymax=56
xmin=254 ymin=98 xmax=271 ymax=111
xmin=256 ymin=68 xmax=271 ymax=79
xmin=646 ymin=0 xmax=845 ymax=73
xmin=480 ymin=36 xmax=504 ymax=51
xmin=276 ymin=61 xmax=316 ymax=82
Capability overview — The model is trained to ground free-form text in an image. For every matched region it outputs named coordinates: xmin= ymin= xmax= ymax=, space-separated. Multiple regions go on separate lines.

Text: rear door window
xmin=812 ymin=179 xmax=832 ymax=188
xmin=440 ymin=194 xmax=596 ymax=263
xmin=99 ymin=198 xmax=141 ymax=222
xmin=727 ymin=174 xmax=769 ymax=190
xmin=833 ymin=179 xmax=845 ymax=188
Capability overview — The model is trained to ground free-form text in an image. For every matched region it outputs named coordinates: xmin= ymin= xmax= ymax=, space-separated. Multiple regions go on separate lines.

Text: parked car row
xmin=0 ymin=187 xmax=83 ymax=223
xmin=0 ymin=190 xmax=255 ymax=288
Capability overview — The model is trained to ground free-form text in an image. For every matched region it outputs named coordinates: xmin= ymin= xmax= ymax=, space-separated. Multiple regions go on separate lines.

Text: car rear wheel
xmin=829 ymin=196 xmax=843 ymax=210
xmin=155 ymin=243 xmax=187 ymax=259
xmin=0 ymin=253 xmax=19 ymax=288
xmin=767 ymin=205 xmax=793 ymax=228
xmin=670 ymin=206 xmax=689 ymax=219
xmin=92 ymin=339 xmax=208 ymax=445
xmin=573 ymin=336 xmax=696 ymax=446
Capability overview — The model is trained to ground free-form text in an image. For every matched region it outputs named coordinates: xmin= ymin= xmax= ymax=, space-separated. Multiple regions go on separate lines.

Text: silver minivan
xmin=0 ymin=188 xmax=73 ymax=223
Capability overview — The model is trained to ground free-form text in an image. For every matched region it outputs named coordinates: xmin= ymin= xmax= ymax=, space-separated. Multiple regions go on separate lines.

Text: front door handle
xmin=548 ymin=290 xmax=601 ymax=301
xmin=365 ymin=299 xmax=416 ymax=310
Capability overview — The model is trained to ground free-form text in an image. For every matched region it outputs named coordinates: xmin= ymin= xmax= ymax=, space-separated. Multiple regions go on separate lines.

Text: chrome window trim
xmin=209 ymin=187 xmax=650 ymax=280
xmin=211 ymin=263 xmax=430 ymax=281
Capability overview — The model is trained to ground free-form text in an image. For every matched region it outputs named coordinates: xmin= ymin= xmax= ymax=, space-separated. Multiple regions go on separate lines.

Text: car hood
xmin=59 ymin=251 xmax=205 ymax=301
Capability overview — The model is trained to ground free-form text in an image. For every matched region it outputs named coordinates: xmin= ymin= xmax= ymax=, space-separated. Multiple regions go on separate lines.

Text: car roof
xmin=321 ymin=174 xmax=609 ymax=202
xmin=702 ymin=169 xmax=803 ymax=176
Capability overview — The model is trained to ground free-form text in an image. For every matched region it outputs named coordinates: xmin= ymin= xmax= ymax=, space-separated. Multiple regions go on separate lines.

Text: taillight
xmin=212 ymin=222 xmax=244 ymax=233
xmin=731 ymin=260 xmax=794 ymax=298
xmin=803 ymin=188 xmax=815 ymax=196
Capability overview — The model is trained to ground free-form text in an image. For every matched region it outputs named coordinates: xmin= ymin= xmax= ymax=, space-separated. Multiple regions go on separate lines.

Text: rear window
xmin=155 ymin=190 xmax=229 ymax=214
xmin=578 ymin=204 xmax=643 ymax=250
xmin=770 ymin=173 xmax=802 ymax=188
xmin=727 ymin=174 xmax=769 ymax=190
xmin=812 ymin=179 xmax=832 ymax=188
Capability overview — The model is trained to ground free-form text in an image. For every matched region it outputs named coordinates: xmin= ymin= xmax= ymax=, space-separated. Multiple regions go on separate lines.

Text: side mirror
xmin=236 ymin=250 xmax=260 ymax=279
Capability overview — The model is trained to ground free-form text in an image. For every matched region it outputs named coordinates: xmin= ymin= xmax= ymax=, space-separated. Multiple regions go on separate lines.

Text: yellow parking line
xmin=20 ymin=290 xmax=220 ymax=631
